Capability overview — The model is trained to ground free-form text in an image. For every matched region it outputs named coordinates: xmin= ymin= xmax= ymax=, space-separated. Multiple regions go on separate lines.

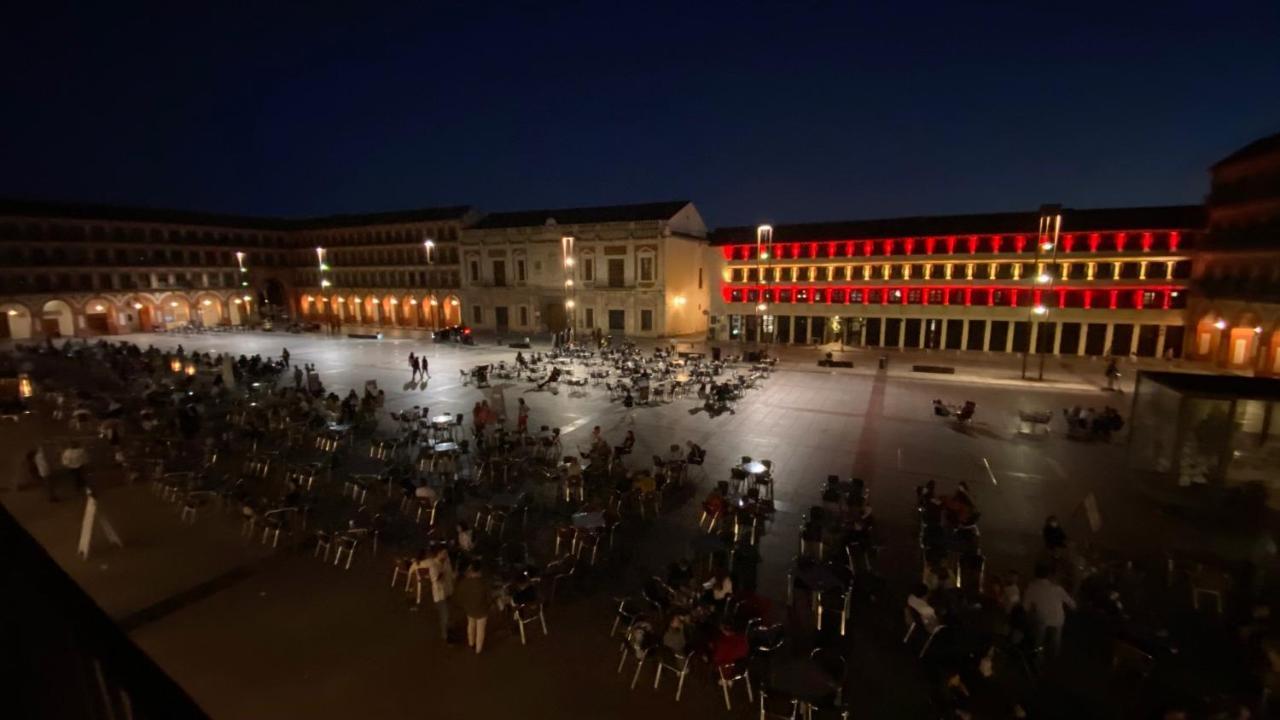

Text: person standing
xmin=517 ymin=398 xmax=529 ymax=435
xmin=293 ymin=365 xmax=303 ymax=390
xmin=408 ymin=352 xmax=419 ymax=381
xmin=61 ymin=441 xmax=89 ymax=494
xmin=454 ymin=563 xmax=490 ymax=654
xmin=420 ymin=356 xmax=430 ymax=380
xmin=281 ymin=347 xmax=290 ymax=368
xmin=1023 ymin=563 xmax=1075 ymax=658
xmin=425 ymin=545 xmax=456 ymax=643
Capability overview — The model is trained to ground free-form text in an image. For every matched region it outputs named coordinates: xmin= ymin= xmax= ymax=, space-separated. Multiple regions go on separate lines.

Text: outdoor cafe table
xmin=430 ymin=414 xmax=453 ymax=426
xmin=741 ymin=461 xmax=767 ymax=476
xmin=571 ymin=511 xmax=606 ymax=529
xmin=433 ymin=441 xmax=459 ymax=453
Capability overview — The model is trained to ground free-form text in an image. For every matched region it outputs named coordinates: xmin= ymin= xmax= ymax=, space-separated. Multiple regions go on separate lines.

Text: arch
xmin=1191 ymin=312 xmax=1225 ymax=360
xmin=229 ymin=295 xmax=249 ymax=326
xmin=442 ymin=294 xmax=462 ymax=326
xmin=0 ymin=301 xmax=35 ymax=340
xmin=194 ymin=293 xmax=226 ymax=327
xmin=334 ymin=294 xmax=352 ymax=322
xmin=41 ymin=299 xmax=76 ymax=337
xmin=421 ymin=294 xmax=440 ymax=329
xmin=360 ymin=295 xmax=378 ymax=325
xmin=381 ymin=294 xmax=397 ymax=326
xmin=158 ymin=294 xmax=192 ymax=328
xmin=122 ymin=296 xmax=157 ymax=333
xmin=401 ymin=293 xmax=417 ymax=326
xmin=83 ymin=297 xmax=118 ymax=335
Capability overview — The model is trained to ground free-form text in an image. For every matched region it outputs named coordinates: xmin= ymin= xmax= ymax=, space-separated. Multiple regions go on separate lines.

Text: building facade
xmin=709 ymin=205 xmax=1201 ymax=360
xmin=458 ymin=201 xmax=710 ymax=339
xmin=1186 ymin=132 xmax=1280 ymax=374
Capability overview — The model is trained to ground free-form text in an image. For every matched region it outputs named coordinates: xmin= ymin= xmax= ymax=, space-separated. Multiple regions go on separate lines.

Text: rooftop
xmin=471 ymin=200 xmax=691 ymax=229
xmin=1212 ymin=132 xmax=1280 ymax=171
xmin=0 ymin=198 xmax=473 ymax=231
xmin=711 ymin=205 xmax=1205 ymax=245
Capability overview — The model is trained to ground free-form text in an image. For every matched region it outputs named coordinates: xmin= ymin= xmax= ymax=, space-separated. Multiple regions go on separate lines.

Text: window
xmin=469 ymin=260 xmax=479 ymax=282
xmin=607 ymin=258 xmax=625 ymax=288
xmin=581 ymin=255 xmax=594 ymax=282
xmin=639 ymin=256 xmax=654 ymax=282
xmin=585 ymin=308 xmax=595 ymax=328
xmin=519 ymin=306 xmax=528 ymax=326
xmin=608 ymin=309 xmax=625 ymax=331
xmin=641 ymin=309 xmax=653 ymax=331
xmin=472 ymin=305 xmax=482 ymax=324
xmin=516 ymin=259 xmax=526 ymax=282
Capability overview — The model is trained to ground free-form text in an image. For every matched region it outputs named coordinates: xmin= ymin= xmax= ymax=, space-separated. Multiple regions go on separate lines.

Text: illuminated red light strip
xmin=723 ymin=229 xmax=1189 ymax=259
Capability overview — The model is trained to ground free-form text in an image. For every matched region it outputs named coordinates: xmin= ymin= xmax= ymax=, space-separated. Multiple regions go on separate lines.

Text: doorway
xmin=494 ymin=306 xmax=509 ymax=331
xmin=608 ymin=309 xmax=625 ymax=332
xmin=493 ymin=261 xmax=507 ymax=287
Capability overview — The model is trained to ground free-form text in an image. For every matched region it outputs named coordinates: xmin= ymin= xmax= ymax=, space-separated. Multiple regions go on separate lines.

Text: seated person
xmin=662 ymin=613 xmax=690 ymax=655
xmin=710 ymin=622 xmax=749 ymax=667
xmin=631 ymin=470 xmax=657 ymax=494
xmin=703 ymin=567 xmax=734 ymax=604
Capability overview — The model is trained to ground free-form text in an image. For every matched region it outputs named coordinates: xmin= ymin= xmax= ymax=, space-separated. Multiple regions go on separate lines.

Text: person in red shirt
xmin=710 ymin=622 xmax=748 ymax=667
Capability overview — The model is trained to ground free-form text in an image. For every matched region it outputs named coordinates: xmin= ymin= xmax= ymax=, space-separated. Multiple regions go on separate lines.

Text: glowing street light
xmin=1032 ymin=304 xmax=1048 ymax=315
xmin=1035 ymin=273 xmax=1052 ymax=284
xmin=1213 ymin=319 xmax=1227 ymax=330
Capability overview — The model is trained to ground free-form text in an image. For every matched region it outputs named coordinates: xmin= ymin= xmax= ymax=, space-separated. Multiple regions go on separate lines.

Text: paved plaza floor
xmin=1 ymin=330 xmax=1245 ymax=718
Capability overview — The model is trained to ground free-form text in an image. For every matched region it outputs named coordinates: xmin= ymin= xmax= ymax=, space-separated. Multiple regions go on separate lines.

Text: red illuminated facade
xmin=709 ymin=205 xmax=1203 ymax=357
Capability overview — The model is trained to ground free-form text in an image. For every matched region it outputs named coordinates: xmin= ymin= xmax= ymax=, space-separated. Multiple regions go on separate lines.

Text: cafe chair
xmin=617 ymin=624 xmax=657 ymax=689
xmin=260 ymin=507 xmax=297 ymax=548
xmin=652 ymin=650 xmax=692 ymax=701
xmin=814 ymin=587 xmax=852 ymax=636
xmin=513 ymin=601 xmax=548 ymax=645
xmin=799 ymin=522 xmax=824 ymax=560
xmin=333 ymin=534 xmax=359 ymax=570
xmin=758 ymin=689 xmax=800 ymax=720
xmin=610 ymin=596 xmax=648 ymax=637
xmin=390 ymin=557 xmax=415 ymax=592
xmin=717 ymin=659 xmax=754 ymax=710
xmin=179 ymin=490 xmax=215 ymax=524
xmin=314 ymin=530 xmax=333 ymax=563
xmin=415 ymin=496 xmax=440 ymax=526
xmin=902 ymin=606 xmax=946 ymax=659
xmin=554 ymin=525 xmax=579 ymax=557
xmin=810 ymin=648 xmax=847 ymax=704
xmin=544 ymin=557 xmax=578 ymax=605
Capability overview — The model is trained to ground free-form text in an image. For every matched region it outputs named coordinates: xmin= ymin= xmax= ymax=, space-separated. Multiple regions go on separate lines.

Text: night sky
xmin=3 ymin=2 xmax=1278 ymax=227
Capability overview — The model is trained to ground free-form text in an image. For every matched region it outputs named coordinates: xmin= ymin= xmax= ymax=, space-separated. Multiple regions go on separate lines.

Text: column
xmin=919 ymin=319 xmax=928 ymax=348
xmin=1128 ymin=325 xmax=1140 ymax=356
xmin=1103 ymin=323 xmax=1115 ymax=356
xmin=858 ymin=321 xmax=867 ymax=347
xmin=1029 ymin=322 xmax=1040 ymax=356
xmin=982 ymin=320 xmax=992 ymax=352
xmin=1155 ymin=324 xmax=1167 ymax=359
xmin=1076 ymin=326 xmax=1086 ymax=356
xmin=896 ymin=319 xmax=906 ymax=349
xmin=960 ymin=319 xmax=970 ymax=351
xmin=1052 ymin=323 xmax=1063 ymax=355
xmin=877 ymin=318 xmax=886 ymax=347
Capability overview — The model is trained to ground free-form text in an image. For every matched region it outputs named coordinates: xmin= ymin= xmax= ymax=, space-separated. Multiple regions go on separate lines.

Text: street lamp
xmin=756 ymin=224 xmax=773 ymax=345
xmin=561 ymin=235 xmax=576 ymax=341
xmin=1021 ymin=204 xmax=1062 ymax=380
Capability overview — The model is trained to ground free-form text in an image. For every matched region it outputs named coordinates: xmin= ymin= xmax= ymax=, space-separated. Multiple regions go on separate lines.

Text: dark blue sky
xmin=3 ymin=1 xmax=1278 ymax=227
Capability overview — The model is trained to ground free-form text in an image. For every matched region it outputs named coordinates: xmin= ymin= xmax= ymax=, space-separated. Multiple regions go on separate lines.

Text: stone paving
xmin=0 ymin=330 xmax=1241 ymax=718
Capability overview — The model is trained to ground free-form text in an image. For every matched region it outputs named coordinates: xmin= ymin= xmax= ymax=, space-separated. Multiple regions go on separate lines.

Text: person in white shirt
xmin=61 ymin=441 xmax=89 ymax=493
xmin=456 ymin=522 xmax=475 ymax=553
xmin=907 ymin=583 xmax=940 ymax=631
xmin=1023 ymin=564 xmax=1076 ymax=657
xmin=424 ymin=546 xmax=455 ymax=643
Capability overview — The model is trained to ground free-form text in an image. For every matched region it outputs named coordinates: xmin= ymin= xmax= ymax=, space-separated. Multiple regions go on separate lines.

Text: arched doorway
xmin=424 ymin=295 xmax=440 ymax=329
xmin=41 ymin=299 xmax=75 ymax=337
xmin=1227 ymin=313 xmax=1263 ymax=369
xmin=83 ymin=298 xmax=117 ymax=335
xmin=361 ymin=296 xmax=378 ymax=325
xmin=0 ymin=302 xmax=34 ymax=340
xmin=263 ymin=278 xmax=287 ymax=307
xmin=196 ymin=295 xmax=225 ymax=327
xmin=124 ymin=297 xmax=157 ymax=333
xmin=401 ymin=294 xmax=417 ymax=326
xmin=161 ymin=296 xmax=192 ymax=328
xmin=230 ymin=296 xmax=249 ymax=325
xmin=381 ymin=295 xmax=397 ymax=326
xmin=1192 ymin=314 xmax=1223 ymax=360
xmin=442 ymin=295 xmax=462 ymax=326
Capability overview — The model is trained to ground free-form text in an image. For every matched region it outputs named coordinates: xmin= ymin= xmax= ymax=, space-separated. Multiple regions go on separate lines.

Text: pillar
xmin=896 ymin=319 xmax=906 ymax=349
xmin=1128 ymin=325 xmax=1140 ymax=356
xmin=1029 ymin=322 xmax=1040 ymax=356
xmin=1156 ymin=324 xmax=1167 ymax=359
xmin=1075 ymin=326 xmax=1086 ymax=356
xmin=919 ymin=319 xmax=928 ymax=348
xmin=960 ymin=319 xmax=970 ymax=351
xmin=1052 ymin=323 xmax=1062 ymax=355
xmin=877 ymin=318 xmax=886 ymax=347
xmin=982 ymin=320 xmax=992 ymax=352
xmin=1103 ymin=323 xmax=1115 ymax=356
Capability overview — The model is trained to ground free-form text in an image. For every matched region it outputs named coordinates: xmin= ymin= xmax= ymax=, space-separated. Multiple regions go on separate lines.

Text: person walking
xmin=1023 ymin=563 xmax=1075 ymax=659
xmin=408 ymin=352 xmax=419 ymax=381
xmin=420 ymin=356 xmax=430 ymax=380
xmin=425 ymin=545 xmax=456 ymax=643
xmin=293 ymin=365 xmax=304 ymax=390
xmin=454 ymin=563 xmax=490 ymax=654
xmin=61 ymin=441 xmax=89 ymax=495
xmin=517 ymin=398 xmax=529 ymax=435
xmin=26 ymin=445 xmax=53 ymax=500
xmin=281 ymin=347 xmax=290 ymax=368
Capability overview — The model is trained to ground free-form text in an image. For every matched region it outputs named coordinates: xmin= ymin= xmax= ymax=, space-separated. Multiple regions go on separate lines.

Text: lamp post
xmin=561 ymin=235 xmax=576 ymax=343
xmin=1021 ymin=205 xmax=1062 ymax=381
xmin=316 ymin=247 xmax=335 ymax=331
xmin=756 ymin=224 xmax=773 ymax=345
xmin=421 ymin=238 xmax=435 ymax=328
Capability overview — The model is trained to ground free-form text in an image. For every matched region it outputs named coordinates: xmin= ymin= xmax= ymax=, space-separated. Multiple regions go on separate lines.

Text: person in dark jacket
xmin=454 ymin=563 xmax=490 ymax=654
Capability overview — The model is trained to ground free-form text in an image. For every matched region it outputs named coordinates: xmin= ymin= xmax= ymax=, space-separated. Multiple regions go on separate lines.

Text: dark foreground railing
xmin=0 ymin=503 xmax=209 ymax=720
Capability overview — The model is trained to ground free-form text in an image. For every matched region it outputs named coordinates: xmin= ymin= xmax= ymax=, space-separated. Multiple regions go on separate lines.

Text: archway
xmin=1192 ymin=314 xmax=1223 ymax=360
xmin=381 ymin=295 xmax=397 ymax=326
xmin=196 ymin=295 xmax=225 ymax=327
xmin=442 ymin=295 xmax=462 ymax=326
xmin=41 ymin=299 xmax=75 ymax=337
xmin=229 ymin=296 xmax=248 ymax=325
xmin=0 ymin=302 xmax=34 ymax=340
xmin=83 ymin=298 xmax=117 ymax=335
xmin=360 ymin=296 xmax=378 ymax=325
xmin=401 ymin=294 xmax=417 ymax=326
xmin=123 ymin=296 xmax=157 ymax=333
xmin=263 ymin=278 xmax=287 ymax=307
xmin=160 ymin=296 xmax=192 ymax=328
xmin=1226 ymin=312 xmax=1263 ymax=369
xmin=423 ymin=295 xmax=440 ymax=329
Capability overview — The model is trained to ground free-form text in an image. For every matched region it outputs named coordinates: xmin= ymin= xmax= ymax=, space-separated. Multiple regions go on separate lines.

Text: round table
xmin=433 ymin=441 xmax=459 ymax=453
xmin=742 ymin=461 xmax=767 ymax=476
xmin=431 ymin=414 xmax=454 ymax=426
xmin=571 ymin=511 xmax=606 ymax=529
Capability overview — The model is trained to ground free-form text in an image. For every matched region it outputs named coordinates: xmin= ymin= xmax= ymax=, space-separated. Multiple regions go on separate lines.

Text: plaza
xmin=3 ymin=329 xmax=1254 ymax=719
